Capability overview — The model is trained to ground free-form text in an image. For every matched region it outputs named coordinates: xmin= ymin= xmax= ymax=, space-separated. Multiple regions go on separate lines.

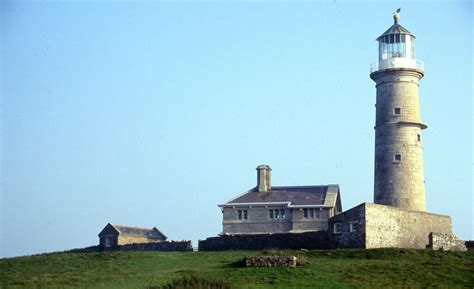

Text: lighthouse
xmin=370 ymin=10 xmax=427 ymax=211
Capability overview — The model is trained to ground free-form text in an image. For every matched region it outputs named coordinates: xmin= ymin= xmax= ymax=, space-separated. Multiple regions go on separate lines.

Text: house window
xmin=350 ymin=221 xmax=359 ymax=233
xmin=238 ymin=210 xmax=248 ymax=220
xmin=303 ymin=208 xmax=320 ymax=219
xmin=269 ymin=209 xmax=286 ymax=219
xmin=105 ymin=237 xmax=112 ymax=248
xmin=394 ymin=154 xmax=402 ymax=162
xmin=333 ymin=223 xmax=342 ymax=234
xmin=393 ymin=107 xmax=402 ymax=115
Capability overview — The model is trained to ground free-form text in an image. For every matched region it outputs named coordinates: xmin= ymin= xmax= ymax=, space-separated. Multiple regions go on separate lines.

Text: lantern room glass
xmin=378 ymin=34 xmax=415 ymax=61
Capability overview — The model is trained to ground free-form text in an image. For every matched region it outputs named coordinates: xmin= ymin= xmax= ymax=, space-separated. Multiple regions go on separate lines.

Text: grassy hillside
xmin=1 ymin=249 xmax=473 ymax=288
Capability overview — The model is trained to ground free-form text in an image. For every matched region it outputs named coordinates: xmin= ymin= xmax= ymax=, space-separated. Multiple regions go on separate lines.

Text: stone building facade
xmin=205 ymin=11 xmax=466 ymax=252
xmin=98 ymin=223 xmax=167 ymax=248
xmin=218 ymin=165 xmax=342 ymax=235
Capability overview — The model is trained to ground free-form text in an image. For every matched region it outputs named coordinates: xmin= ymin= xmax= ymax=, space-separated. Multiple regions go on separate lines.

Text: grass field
xmin=1 ymin=248 xmax=473 ymax=288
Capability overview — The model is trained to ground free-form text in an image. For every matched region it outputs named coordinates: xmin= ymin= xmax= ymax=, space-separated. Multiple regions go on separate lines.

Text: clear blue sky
xmin=1 ymin=1 xmax=472 ymax=258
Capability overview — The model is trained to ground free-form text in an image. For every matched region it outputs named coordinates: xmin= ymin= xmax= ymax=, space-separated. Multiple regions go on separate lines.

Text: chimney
xmin=256 ymin=165 xmax=272 ymax=192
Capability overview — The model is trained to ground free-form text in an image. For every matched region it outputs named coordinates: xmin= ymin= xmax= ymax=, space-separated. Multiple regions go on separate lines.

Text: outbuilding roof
xmin=98 ymin=223 xmax=167 ymax=240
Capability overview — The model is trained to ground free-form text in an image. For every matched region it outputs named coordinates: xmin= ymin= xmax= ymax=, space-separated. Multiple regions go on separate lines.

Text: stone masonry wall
xmin=222 ymin=207 xmax=329 ymax=235
xmin=372 ymin=69 xmax=426 ymax=211
xmin=328 ymin=203 xmax=453 ymax=249
xmin=222 ymin=206 xmax=292 ymax=234
xmin=328 ymin=203 xmax=366 ymax=249
xmin=117 ymin=235 xmax=161 ymax=246
xmin=428 ymin=232 xmax=467 ymax=251
xmin=199 ymin=231 xmax=328 ymax=251
xmin=364 ymin=203 xmax=452 ymax=249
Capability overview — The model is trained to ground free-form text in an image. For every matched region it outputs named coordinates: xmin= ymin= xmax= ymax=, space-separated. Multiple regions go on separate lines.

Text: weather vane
xmin=393 ymin=8 xmax=401 ymax=23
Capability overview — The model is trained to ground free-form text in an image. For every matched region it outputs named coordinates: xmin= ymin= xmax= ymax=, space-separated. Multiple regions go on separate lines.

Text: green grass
xmin=1 ymin=249 xmax=473 ymax=288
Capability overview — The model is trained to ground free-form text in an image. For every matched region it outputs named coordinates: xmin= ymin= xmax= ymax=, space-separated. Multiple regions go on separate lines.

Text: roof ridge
xmin=112 ymin=224 xmax=155 ymax=231
xmin=272 ymin=185 xmax=329 ymax=188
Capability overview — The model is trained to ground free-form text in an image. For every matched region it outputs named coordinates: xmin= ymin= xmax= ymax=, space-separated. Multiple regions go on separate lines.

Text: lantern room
xmin=370 ymin=11 xmax=424 ymax=73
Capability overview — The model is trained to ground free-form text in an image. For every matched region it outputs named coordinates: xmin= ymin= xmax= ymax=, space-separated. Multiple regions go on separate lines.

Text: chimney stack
xmin=256 ymin=165 xmax=272 ymax=192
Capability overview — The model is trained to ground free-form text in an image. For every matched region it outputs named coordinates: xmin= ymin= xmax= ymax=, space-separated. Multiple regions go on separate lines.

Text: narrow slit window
xmin=417 ymin=134 xmax=421 ymax=142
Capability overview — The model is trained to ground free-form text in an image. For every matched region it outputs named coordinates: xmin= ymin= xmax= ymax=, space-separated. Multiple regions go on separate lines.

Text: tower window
xmin=393 ymin=107 xmax=402 ymax=115
xmin=394 ymin=154 xmax=402 ymax=162
xmin=417 ymin=134 xmax=421 ymax=142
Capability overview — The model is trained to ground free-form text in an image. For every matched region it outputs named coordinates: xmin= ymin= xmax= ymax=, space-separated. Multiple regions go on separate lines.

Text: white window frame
xmin=393 ymin=107 xmax=402 ymax=116
xmin=238 ymin=210 xmax=248 ymax=220
xmin=349 ymin=221 xmax=359 ymax=233
xmin=269 ymin=209 xmax=286 ymax=219
xmin=333 ymin=223 xmax=342 ymax=234
xmin=303 ymin=208 xmax=321 ymax=219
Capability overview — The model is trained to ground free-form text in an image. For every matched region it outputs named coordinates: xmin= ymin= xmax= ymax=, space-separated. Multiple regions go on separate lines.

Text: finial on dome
xmin=393 ymin=8 xmax=401 ymax=24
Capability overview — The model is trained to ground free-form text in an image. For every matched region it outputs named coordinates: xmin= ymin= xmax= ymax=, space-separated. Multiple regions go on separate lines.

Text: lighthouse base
xmin=328 ymin=203 xmax=466 ymax=251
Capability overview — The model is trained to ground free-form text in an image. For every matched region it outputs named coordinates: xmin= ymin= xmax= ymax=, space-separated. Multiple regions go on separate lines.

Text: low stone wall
xmin=119 ymin=241 xmax=193 ymax=252
xmin=245 ymin=256 xmax=297 ymax=267
xmin=428 ymin=233 xmax=467 ymax=252
xmin=68 ymin=241 xmax=192 ymax=253
xmin=198 ymin=231 xmax=328 ymax=251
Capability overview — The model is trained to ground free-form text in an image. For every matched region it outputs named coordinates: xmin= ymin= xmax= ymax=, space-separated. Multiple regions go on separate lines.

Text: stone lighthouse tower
xmin=370 ymin=10 xmax=427 ymax=211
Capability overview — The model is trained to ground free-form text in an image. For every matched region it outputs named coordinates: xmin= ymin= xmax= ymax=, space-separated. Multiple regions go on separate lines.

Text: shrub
xmin=147 ymin=276 xmax=232 ymax=289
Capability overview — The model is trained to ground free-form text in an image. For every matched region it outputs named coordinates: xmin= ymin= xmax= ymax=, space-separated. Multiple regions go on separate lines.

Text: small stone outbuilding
xmin=98 ymin=223 xmax=167 ymax=248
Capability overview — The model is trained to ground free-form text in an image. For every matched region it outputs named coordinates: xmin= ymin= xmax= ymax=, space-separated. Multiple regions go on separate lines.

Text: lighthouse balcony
xmin=370 ymin=58 xmax=424 ymax=73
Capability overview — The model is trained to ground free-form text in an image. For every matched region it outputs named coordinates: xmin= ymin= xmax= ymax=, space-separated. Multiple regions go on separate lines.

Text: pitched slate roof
xmin=100 ymin=223 xmax=167 ymax=240
xmin=220 ymin=184 xmax=340 ymax=208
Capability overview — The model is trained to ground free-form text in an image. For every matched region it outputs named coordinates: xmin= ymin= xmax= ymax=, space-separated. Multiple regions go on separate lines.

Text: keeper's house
xmin=218 ymin=165 xmax=342 ymax=235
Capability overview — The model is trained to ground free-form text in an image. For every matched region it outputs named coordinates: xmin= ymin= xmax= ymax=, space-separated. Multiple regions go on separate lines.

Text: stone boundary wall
xmin=68 ymin=241 xmax=192 ymax=253
xmin=198 ymin=231 xmax=328 ymax=251
xmin=245 ymin=256 xmax=297 ymax=267
xmin=428 ymin=233 xmax=467 ymax=252
xmin=118 ymin=241 xmax=192 ymax=252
